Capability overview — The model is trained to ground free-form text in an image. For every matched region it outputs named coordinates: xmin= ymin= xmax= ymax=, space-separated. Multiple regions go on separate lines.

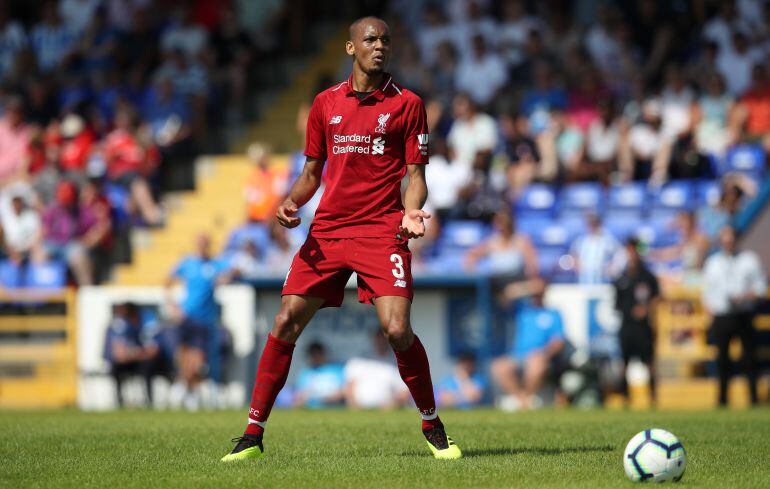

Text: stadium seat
xmin=695 ymin=179 xmax=721 ymax=207
xmin=24 ymin=261 xmax=67 ymax=289
xmin=650 ymin=181 xmax=694 ymax=210
xmin=516 ymin=215 xmax=554 ymax=239
xmin=529 ymin=222 xmax=574 ymax=250
xmin=606 ymin=183 xmax=647 ymax=220
xmin=724 ymin=144 xmax=765 ymax=178
xmin=557 ymin=183 xmax=605 ymax=217
xmin=513 ymin=184 xmax=557 ymax=217
xmin=604 ymin=215 xmax=642 ymax=241
xmin=440 ymin=220 xmax=491 ymax=250
xmin=0 ymin=260 xmax=22 ymax=287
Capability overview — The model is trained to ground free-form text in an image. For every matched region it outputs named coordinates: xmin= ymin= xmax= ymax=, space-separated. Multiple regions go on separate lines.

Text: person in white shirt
xmin=1 ymin=193 xmax=43 ymax=264
xmin=446 ymin=93 xmax=498 ymax=174
xmin=344 ymin=331 xmax=408 ymax=409
xmin=715 ymin=31 xmax=763 ymax=96
xmin=454 ymin=34 xmax=508 ymax=107
xmin=424 ymin=137 xmax=470 ymax=218
xmin=570 ymin=214 xmax=621 ymax=284
xmin=702 ymin=225 xmax=767 ymax=406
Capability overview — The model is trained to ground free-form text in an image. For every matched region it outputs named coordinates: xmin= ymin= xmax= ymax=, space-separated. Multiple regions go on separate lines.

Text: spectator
xmin=430 ymin=42 xmax=459 ymax=106
xmin=619 ymin=98 xmax=663 ymax=181
xmin=659 ymin=65 xmax=695 ymax=141
xmin=0 ymin=4 xmax=26 ymax=79
xmin=498 ymin=0 xmax=541 ymax=68
xmin=0 ymin=97 xmax=31 ymax=183
xmin=103 ymin=106 xmax=163 ymax=226
xmin=614 ymin=237 xmax=660 ymax=406
xmin=570 ymin=214 xmax=621 ymax=285
xmin=29 ymin=0 xmax=78 ymax=73
xmin=693 ymin=72 xmax=734 ymax=156
xmin=160 ymin=5 xmax=208 ymax=59
xmin=715 ymin=31 xmax=762 ymax=96
xmin=465 ymin=210 xmax=538 ymax=279
xmin=294 ymin=342 xmax=345 ymax=408
xmin=702 ymin=225 xmax=766 ymax=407
xmin=103 ymin=302 xmax=162 ymax=407
xmin=732 ymin=63 xmax=770 ymax=153
xmin=263 ymin=220 xmax=297 ymax=275
xmin=416 ymin=5 xmax=452 ymax=67
xmin=244 ymin=143 xmax=288 ymax=223
xmin=437 ymin=351 xmax=486 ymax=408
xmin=41 ymin=180 xmax=98 ymax=285
xmin=580 ymin=97 xmax=621 ymax=184
xmin=209 ymin=5 xmax=254 ymax=113
xmin=649 ymin=211 xmax=709 ymax=285
xmin=229 ymin=239 xmax=264 ymax=281
xmin=58 ymin=114 xmax=96 ymax=177
xmin=1 ymin=192 xmax=43 ymax=268
xmin=538 ymin=110 xmax=584 ymax=182
xmin=698 ymin=174 xmax=756 ymax=242
xmin=79 ymin=178 xmax=113 ymax=283
xmin=492 ymin=278 xmax=565 ymax=411
xmin=446 ymin=93 xmax=497 ymax=175
xmin=454 ymin=34 xmax=507 ymax=107
xmin=59 ymin=0 xmax=101 ymax=34
xmin=344 ymin=331 xmax=408 ymax=409
xmin=500 ymin=112 xmax=546 ymax=197
xmin=424 ymin=137 xmax=470 ymax=219
xmin=519 ymin=62 xmax=567 ymax=134
xmin=451 ymin=0 xmax=497 ymax=61
xmin=165 ymin=233 xmax=233 ymax=410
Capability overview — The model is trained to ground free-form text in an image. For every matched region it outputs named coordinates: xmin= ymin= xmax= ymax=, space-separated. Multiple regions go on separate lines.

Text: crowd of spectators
xmin=0 ymin=0 xmax=296 ymax=286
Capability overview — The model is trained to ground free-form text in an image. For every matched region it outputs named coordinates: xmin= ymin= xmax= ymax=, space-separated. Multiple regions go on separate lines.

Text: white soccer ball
xmin=623 ymin=429 xmax=686 ymax=483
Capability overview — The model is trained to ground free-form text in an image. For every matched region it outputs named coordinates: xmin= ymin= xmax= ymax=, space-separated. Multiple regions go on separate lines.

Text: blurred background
xmin=0 ymin=0 xmax=769 ymax=413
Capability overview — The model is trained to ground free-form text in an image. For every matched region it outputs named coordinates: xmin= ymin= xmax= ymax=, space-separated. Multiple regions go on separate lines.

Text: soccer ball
xmin=623 ymin=429 xmax=686 ymax=483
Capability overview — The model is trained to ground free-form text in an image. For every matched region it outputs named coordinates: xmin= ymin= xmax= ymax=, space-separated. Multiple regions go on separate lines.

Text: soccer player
xmin=222 ymin=16 xmax=461 ymax=462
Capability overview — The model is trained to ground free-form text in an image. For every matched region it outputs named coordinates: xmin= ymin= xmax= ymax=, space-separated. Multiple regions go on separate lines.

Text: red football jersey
xmin=304 ymin=73 xmax=429 ymax=239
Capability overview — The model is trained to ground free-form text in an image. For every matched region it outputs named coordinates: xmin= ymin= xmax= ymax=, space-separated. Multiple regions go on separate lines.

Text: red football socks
xmin=244 ymin=333 xmax=295 ymax=436
xmin=393 ymin=335 xmax=441 ymax=430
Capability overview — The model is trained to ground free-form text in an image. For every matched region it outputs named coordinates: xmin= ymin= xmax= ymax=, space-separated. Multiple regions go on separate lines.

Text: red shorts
xmin=282 ymin=235 xmax=413 ymax=308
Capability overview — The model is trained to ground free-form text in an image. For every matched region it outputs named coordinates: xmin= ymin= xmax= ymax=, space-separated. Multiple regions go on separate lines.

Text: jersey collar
xmin=345 ymin=72 xmax=393 ymax=102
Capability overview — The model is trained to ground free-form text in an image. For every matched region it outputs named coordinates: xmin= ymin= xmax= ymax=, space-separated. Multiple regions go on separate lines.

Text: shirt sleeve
xmin=746 ymin=252 xmax=768 ymax=297
xmin=304 ymin=96 xmax=327 ymax=161
xmin=403 ymin=98 xmax=429 ymax=164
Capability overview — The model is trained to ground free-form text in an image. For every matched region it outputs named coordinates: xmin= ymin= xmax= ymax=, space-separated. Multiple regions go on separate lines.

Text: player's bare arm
xmin=400 ymin=163 xmax=431 ymax=239
xmin=276 ymin=157 xmax=325 ymax=228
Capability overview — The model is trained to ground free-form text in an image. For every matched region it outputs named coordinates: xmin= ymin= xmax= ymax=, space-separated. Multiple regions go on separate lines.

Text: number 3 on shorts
xmin=390 ymin=253 xmax=404 ymax=279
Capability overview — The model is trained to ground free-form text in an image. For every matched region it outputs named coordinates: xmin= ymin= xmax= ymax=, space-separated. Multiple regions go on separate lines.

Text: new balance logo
xmin=393 ymin=279 xmax=407 ymax=288
xmin=417 ymin=133 xmax=429 ymax=156
xmin=372 ymin=137 xmax=385 ymax=155
xmin=329 ymin=115 xmax=342 ymax=124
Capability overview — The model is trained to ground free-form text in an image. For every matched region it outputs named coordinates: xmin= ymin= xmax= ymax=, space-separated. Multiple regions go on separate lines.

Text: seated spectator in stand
xmin=103 ymin=106 xmax=163 ymax=226
xmin=716 ymin=31 xmax=761 ymax=97
xmin=446 ymin=93 xmax=497 ymax=176
xmin=1 ymin=192 xmax=43 ymax=280
xmin=424 ymin=137 xmax=470 ymax=220
xmin=619 ymin=98 xmax=663 ymax=181
xmin=78 ymin=5 xmax=119 ymax=74
xmin=538 ymin=110 xmax=584 ymax=182
xmin=229 ymin=239 xmax=264 ymax=281
xmin=570 ymin=214 xmax=621 ymax=284
xmin=698 ymin=173 xmax=756 ymax=243
xmin=0 ymin=97 xmax=31 ymax=184
xmin=693 ymin=72 xmax=734 ymax=157
xmin=465 ymin=210 xmax=538 ymax=279
xmin=103 ymin=302 xmax=162 ymax=407
xmin=244 ymin=143 xmax=288 ymax=222
xmin=520 ymin=62 xmax=567 ymax=134
xmin=344 ymin=331 xmax=408 ymax=410
xmin=42 ymin=181 xmax=99 ymax=285
xmin=732 ymin=63 xmax=770 ymax=153
xmin=58 ymin=114 xmax=96 ymax=178
xmin=649 ymin=211 xmax=709 ymax=285
xmin=160 ymin=4 xmax=208 ymax=60
xmin=578 ymin=97 xmax=621 ymax=185
xmin=500 ymin=113 xmax=547 ymax=197
xmin=294 ymin=341 xmax=345 ymax=408
xmin=492 ymin=278 xmax=565 ymax=411
xmin=263 ymin=220 xmax=297 ymax=275
xmin=454 ymin=34 xmax=508 ymax=108
xmin=79 ymin=178 xmax=113 ymax=283
xmin=437 ymin=351 xmax=486 ymax=408
xmin=29 ymin=1 xmax=78 ymax=73
xmin=0 ymin=4 xmax=26 ymax=80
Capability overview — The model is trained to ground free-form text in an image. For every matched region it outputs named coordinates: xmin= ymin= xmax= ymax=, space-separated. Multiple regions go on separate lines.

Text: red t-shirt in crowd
xmin=304 ymin=73 xmax=429 ymax=239
xmin=60 ymin=130 xmax=96 ymax=172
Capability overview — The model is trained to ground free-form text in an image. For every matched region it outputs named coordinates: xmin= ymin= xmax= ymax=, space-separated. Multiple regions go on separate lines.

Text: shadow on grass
xmin=401 ymin=445 xmax=614 ymax=458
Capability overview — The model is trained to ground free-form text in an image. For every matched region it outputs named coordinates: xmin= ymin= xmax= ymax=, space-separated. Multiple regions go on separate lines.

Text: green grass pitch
xmin=2 ymin=408 xmax=769 ymax=488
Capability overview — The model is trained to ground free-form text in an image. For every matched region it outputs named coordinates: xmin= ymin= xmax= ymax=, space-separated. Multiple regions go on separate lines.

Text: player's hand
xmin=399 ymin=209 xmax=431 ymax=239
xmin=276 ymin=200 xmax=302 ymax=228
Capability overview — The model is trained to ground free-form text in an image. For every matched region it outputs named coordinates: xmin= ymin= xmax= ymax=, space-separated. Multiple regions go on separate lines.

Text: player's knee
xmin=272 ymin=311 xmax=302 ymax=342
xmin=491 ymin=358 xmax=510 ymax=378
xmin=381 ymin=318 xmax=411 ymax=347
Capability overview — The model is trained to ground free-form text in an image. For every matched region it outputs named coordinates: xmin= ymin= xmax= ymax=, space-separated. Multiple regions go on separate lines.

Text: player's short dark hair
xmin=625 ymin=237 xmax=641 ymax=249
xmin=348 ymin=16 xmax=388 ymax=40
xmin=457 ymin=351 xmax=476 ymax=364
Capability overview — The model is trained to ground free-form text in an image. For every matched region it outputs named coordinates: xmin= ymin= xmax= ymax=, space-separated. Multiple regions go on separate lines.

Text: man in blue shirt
xmin=293 ymin=342 xmax=345 ymax=408
xmin=491 ymin=278 xmax=565 ymax=411
xmin=437 ymin=352 xmax=486 ymax=409
xmin=165 ymin=234 xmax=232 ymax=408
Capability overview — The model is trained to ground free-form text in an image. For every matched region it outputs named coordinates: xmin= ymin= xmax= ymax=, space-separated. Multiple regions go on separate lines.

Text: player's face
xmin=348 ymin=22 xmax=391 ymax=75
